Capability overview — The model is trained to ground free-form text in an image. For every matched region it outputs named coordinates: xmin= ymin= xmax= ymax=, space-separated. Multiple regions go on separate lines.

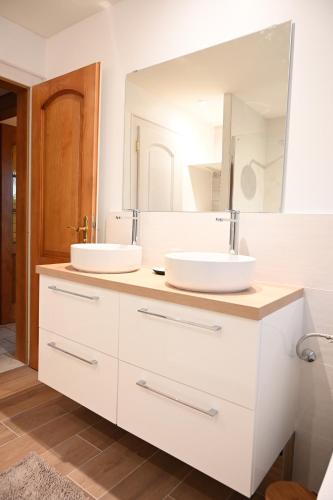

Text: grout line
xmin=76 ymin=433 xmax=106 ymax=452
xmin=96 ymin=449 xmax=160 ymax=499
xmin=40 ymin=436 xmax=103 ymax=474
xmin=0 ymin=420 xmax=21 ymax=438
xmin=66 ymin=437 xmax=125 ymax=481
xmin=0 ymin=391 xmax=64 ymax=423
xmin=0 ymin=404 xmax=94 ymax=452
xmin=65 ymin=474 xmax=98 ymax=499
xmin=162 ymin=468 xmax=193 ymax=500
xmin=67 ymin=427 xmax=142 ymax=477
xmin=1 ymin=400 xmax=76 ymax=434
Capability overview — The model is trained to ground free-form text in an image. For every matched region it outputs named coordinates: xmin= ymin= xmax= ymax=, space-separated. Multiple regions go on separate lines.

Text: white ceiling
xmin=128 ymin=22 xmax=291 ymax=122
xmin=0 ymin=0 xmax=122 ymax=37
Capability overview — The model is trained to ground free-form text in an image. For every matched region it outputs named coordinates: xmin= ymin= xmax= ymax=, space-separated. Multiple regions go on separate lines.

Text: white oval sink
xmin=71 ymin=243 xmax=142 ymax=273
xmin=165 ymin=252 xmax=256 ymax=292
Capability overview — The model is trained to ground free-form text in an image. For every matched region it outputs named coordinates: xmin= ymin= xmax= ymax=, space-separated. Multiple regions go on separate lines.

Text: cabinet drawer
xmin=39 ymin=329 xmax=118 ymax=422
xmin=119 ymin=294 xmax=260 ymax=408
xmin=39 ymin=275 xmax=119 ymax=356
xmin=118 ymin=361 xmax=254 ymax=496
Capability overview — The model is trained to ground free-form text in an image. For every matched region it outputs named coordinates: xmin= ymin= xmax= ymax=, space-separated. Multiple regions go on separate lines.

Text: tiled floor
xmin=0 ymin=324 xmax=24 ymax=374
xmin=0 ymin=366 xmax=287 ymax=500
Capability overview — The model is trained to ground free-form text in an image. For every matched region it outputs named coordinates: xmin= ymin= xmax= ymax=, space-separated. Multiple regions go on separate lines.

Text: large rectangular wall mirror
xmin=123 ymin=21 xmax=292 ymax=212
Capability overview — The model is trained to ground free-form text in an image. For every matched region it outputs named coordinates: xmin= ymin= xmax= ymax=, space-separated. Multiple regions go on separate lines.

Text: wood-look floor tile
xmin=0 ymin=434 xmax=47 ymax=471
xmin=0 ymin=366 xmax=39 ymax=398
xmin=27 ymin=406 xmax=101 ymax=450
xmin=69 ymin=433 xmax=157 ymax=498
xmin=0 ymin=384 xmax=60 ymax=421
xmin=171 ymin=469 xmax=232 ymax=500
xmin=0 ymin=405 xmax=100 ymax=471
xmin=5 ymin=395 xmax=79 ymax=435
xmin=0 ymin=422 xmax=17 ymax=446
xmin=79 ymin=419 xmax=127 ymax=451
xmin=42 ymin=435 xmax=101 ymax=475
xmin=0 ymin=366 xmax=32 ymax=383
xmin=103 ymin=450 xmax=191 ymax=500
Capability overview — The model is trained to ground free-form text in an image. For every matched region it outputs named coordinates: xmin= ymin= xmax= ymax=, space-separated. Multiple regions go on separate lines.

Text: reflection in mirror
xmin=123 ymin=21 xmax=292 ymax=212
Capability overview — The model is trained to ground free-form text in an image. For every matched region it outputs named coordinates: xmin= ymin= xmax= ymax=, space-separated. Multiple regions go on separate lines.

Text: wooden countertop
xmin=36 ymin=263 xmax=303 ymax=320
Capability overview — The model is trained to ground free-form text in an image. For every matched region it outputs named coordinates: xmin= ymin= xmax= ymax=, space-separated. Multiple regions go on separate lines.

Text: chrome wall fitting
xmin=296 ymin=333 xmax=333 ymax=362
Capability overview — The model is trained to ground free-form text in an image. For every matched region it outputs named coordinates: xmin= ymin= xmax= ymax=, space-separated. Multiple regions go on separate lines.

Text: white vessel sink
xmin=165 ymin=252 xmax=256 ymax=292
xmin=71 ymin=243 xmax=142 ymax=273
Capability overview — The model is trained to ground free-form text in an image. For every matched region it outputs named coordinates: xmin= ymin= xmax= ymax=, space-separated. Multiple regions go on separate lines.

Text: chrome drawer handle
xmin=136 ymin=380 xmax=218 ymax=417
xmin=137 ymin=308 xmax=221 ymax=332
xmin=48 ymin=285 xmax=99 ymax=301
xmin=47 ymin=342 xmax=98 ymax=366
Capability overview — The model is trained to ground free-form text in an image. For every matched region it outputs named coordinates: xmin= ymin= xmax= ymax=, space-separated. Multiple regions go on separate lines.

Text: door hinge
xmin=136 ymin=139 xmax=140 ymax=152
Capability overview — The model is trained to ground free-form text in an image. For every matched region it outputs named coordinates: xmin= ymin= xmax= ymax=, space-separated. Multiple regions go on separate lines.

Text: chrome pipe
xmin=215 ymin=209 xmax=240 ymax=254
xmin=296 ymin=333 xmax=333 ymax=363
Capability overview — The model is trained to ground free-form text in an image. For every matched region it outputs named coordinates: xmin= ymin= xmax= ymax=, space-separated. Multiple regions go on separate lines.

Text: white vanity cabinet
xmin=117 ymin=294 xmax=303 ymax=496
xmin=37 ymin=267 xmax=303 ymax=498
xmin=38 ymin=275 xmax=119 ymax=422
xmin=118 ymin=294 xmax=260 ymax=409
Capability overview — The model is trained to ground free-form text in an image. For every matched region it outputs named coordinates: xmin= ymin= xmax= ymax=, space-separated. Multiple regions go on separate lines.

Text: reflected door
xmin=132 ymin=117 xmax=182 ymax=211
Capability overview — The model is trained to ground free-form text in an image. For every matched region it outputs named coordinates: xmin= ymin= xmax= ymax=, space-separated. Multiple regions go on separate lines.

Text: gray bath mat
xmin=0 ymin=452 xmax=87 ymax=499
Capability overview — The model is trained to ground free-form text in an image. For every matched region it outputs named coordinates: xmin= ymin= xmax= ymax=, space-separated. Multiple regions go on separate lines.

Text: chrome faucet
xmin=115 ymin=209 xmax=140 ymax=245
xmin=215 ymin=209 xmax=240 ymax=255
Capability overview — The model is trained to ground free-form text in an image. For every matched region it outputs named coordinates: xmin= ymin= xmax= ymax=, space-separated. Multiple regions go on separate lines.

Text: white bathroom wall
xmin=0 ymin=15 xmax=45 ymax=79
xmin=0 ymin=15 xmax=45 ymax=85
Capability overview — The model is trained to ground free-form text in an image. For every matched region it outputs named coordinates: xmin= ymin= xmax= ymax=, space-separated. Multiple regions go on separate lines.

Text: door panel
xmin=147 ymin=146 xmax=174 ymax=210
xmin=132 ymin=117 xmax=182 ymax=211
xmin=42 ymin=92 xmax=83 ymax=258
xmin=30 ymin=63 xmax=100 ymax=369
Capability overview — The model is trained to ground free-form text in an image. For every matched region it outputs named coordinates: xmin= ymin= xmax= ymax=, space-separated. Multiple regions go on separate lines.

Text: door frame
xmin=0 ymin=77 xmax=29 ymax=363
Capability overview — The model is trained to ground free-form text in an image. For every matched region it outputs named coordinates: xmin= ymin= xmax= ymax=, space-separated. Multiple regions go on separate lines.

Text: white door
xmin=132 ymin=116 xmax=182 ymax=211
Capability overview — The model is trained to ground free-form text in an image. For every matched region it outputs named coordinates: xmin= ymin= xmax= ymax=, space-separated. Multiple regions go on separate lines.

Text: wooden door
xmin=0 ymin=124 xmax=16 ymax=324
xmin=30 ymin=63 xmax=100 ymax=369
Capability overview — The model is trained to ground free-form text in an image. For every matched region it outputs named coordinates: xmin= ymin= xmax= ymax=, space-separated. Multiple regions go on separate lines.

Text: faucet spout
xmin=216 ymin=209 xmax=240 ymax=254
xmin=115 ymin=209 xmax=140 ymax=245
